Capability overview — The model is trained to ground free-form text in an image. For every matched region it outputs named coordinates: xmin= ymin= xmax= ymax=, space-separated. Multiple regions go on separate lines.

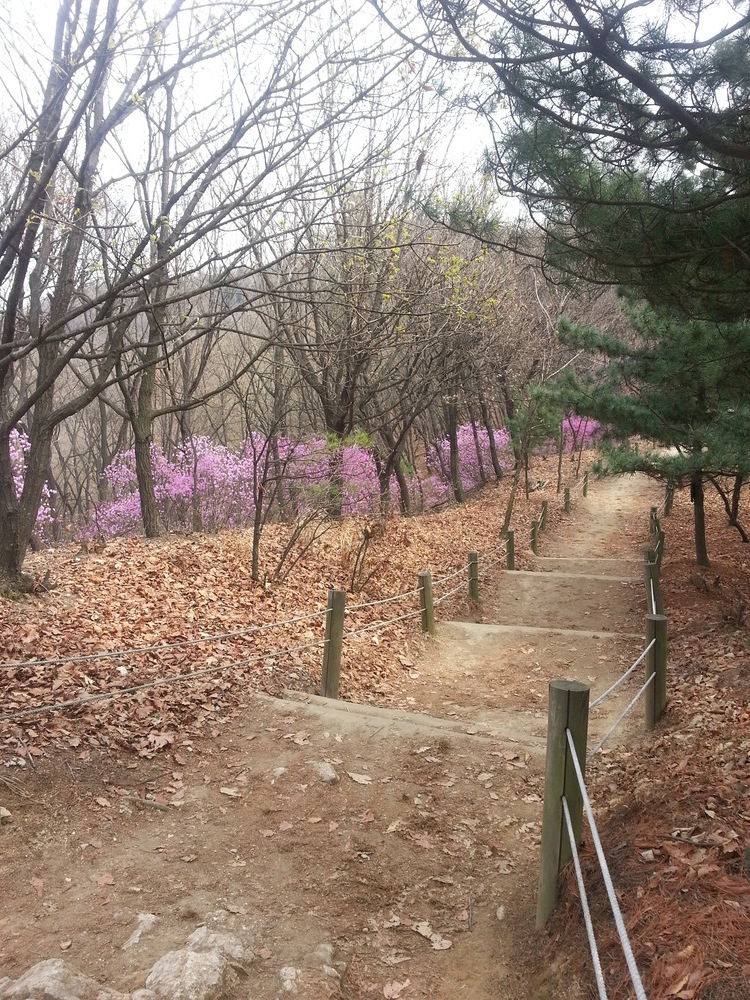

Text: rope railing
xmin=432 ymin=579 xmax=466 ymax=605
xmin=566 ymin=728 xmax=649 ymax=1000
xmin=343 ymin=606 xmax=423 ymax=638
xmin=586 ymin=673 xmax=655 ymax=763
xmin=345 ymin=587 xmax=421 ymax=612
xmin=590 ymin=639 xmax=656 ymax=710
xmin=0 ymin=609 xmax=329 ymax=672
xmin=431 ymin=563 xmax=467 ymax=586
xmin=0 ymin=638 xmax=327 ymax=724
xmin=561 ymin=796 xmax=609 ymax=1000
xmin=478 ymin=552 xmax=507 ymax=574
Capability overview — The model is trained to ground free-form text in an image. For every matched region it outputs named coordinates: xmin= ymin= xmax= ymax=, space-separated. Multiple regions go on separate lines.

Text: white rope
xmin=590 ymin=639 xmax=656 ymax=710
xmin=482 ymin=540 xmax=508 ymax=558
xmin=344 ymin=607 xmax=423 ymax=637
xmin=1 ymin=609 xmax=328 ymax=671
xmin=478 ymin=553 xmax=507 ymax=573
xmin=0 ymin=638 xmax=327 ymax=723
xmin=587 ymin=673 xmax=655 ymax=763
xmin=648 ymin=578 xmax=656 ymax=615
xmin=561 ymin=796 xmax=609 ymax=1000
xmin=565 ymin=730 xmax=649 ymax=1000
xmin=432 ymin=563 xmax=466 ymax=585
xmin=345 ymin=588 xmax=420 ymax=611
xmin=433 ymin=579 xmax=466 ymax=605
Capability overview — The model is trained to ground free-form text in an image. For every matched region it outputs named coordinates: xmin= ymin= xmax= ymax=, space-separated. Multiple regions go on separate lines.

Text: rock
xmin=185 ymin=926 xmax=253 ymax=970
xmin=0 ymin=807 xmax=11 ymax=825
xmin=145 ymin=949 xmax=234 ymax=1000
xmin=2 ymin=960 xmax=128 ymax=999
xmin=279 ymin=966 xmax=299 ymax=993
xmin=304 ymin=943 xmax=334 ymax=968
xmin=130 ymin=992 xmax=157 ymax=1000
xmin=495 ymin=905 xmax=506 ymax=922
xmin=121 ymin=913 xmax=158 ymax=951
xmin=269 ymin=767 xmax=287 ymax=784
xmin=306 ymin=761 xmax=339 ymax=784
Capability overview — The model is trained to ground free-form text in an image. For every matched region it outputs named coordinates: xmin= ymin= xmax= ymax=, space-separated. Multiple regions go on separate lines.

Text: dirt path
xmin=0 ymin=475 xmax=661 ymax=1000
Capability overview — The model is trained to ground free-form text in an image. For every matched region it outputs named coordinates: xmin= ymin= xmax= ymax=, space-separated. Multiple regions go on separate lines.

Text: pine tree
xmin=554 ymin=304 xmax=750 ymax=565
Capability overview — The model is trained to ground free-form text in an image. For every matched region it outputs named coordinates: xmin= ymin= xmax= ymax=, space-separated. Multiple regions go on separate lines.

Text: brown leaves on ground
xmin=552 ymin=484 xmax=750 ymax=1000
xmin=0 ymin=460 xmax=581 ymax=761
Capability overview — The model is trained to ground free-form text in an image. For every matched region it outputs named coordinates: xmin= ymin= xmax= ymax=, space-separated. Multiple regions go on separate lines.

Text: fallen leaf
xmin=220 ymin=787 xmax=241 ymax=798
xmin=97 ymin=872 xmax=115 ymax=887
xmin=430 ymin=934 xmax=452 ymax=950
xmin=59 ymin=940 xmax=72 ymax=951
xmin=347 ymin=772 xmax=372 ymax=785
xmin=31 ymin=877 xmax=43 ymax=898
xmin=384 ymin=979 xmax=410 ymax=998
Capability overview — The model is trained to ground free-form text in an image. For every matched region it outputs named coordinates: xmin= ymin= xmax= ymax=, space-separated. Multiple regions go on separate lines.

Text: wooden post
xmin=583 ymin=472 xmax=589 ymax=497
xmin=564 ymin=486 xmax=570 ymax=513
xmin=655 ymin=529 xmax=666 ymax=570
xmin=506 ymin=530 xmax=515 ymax=570
xmin=468 ymin=551 xmax=479 ymax=605
xmin=645 ymin=616 xmax=657 ymax=730
xmin=320 ymin=588 xmax=346 ymax=699
xmin=418 ymin=570 xmax=435 ymax=635
xmin=531 ymin=518 xmax=540 ymax=555
xmin=536 ymin=680 xmax=590 ymax=929
xmin=644 ymin=549 xmax=663 ymax=614
xmin=664 ymin=483 xmax=674 ymax=516
xmin=650 ymin=506 xmax=659 ymax=535
xmin=649 ymin=615 xmax=667 ymax=722
xmin=540 ymin=500 xmax=549 ymax=531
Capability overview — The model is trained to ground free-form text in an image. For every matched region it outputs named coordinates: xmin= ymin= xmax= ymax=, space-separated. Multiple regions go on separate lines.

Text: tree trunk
xmin=481 ymin=402 xmax=504 ymax=480
xmin=691 ymin=472 xmax=710 ymax=566
xmin=468 ymin=408 xmax=487 ymax=486
xmin=445 ymin=402 xmax=464 ymax=503
xmin=134 ymin=431 xmax=161 ymax=537
xmin=0 ymin=430 xmax=33 ymax=592
xmin=556 ymin=420 xmax=565 ymax=493
xmin=501 ymin=457 xmax=523 ymax=536
xmin=394 ymin=459 xmax=411 ymax=514
xmin=327 ymin=445 xmax=344 ymax=518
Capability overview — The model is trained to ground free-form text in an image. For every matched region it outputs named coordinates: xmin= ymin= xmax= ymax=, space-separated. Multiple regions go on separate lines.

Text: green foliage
xmin=553 ymin=303 xmax=750 ymax=484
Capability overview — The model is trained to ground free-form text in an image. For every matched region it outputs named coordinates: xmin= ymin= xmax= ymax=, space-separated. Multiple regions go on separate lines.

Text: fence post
xmin=583 ymin=472 xmax=589 ymax=497
xmin=468 ymin=551 xmax=479 ymax=605
xmin=531 ymin=518 xmax=540 ymax=555
xmin=650 ymin=506 xmax=659 ymax=535
xmin=645 ymin=613 xmax=668 ymax=724
xmin=537 ymin=680 xmax=590 ymax=929
xmin=418 ymin=570 xmax=435 ymax=635
xmin=564 ymin=486 xmax=570 ymax=513
xmin=655 ymin=529 xmax=666 ymax=570
xmin=644 ymin=549 xmax=663 ymax=614
xmin=540 ymin=499 xmax=549 ymax=531
xmin=320 ymin=588 xmax=346 ymax=699
xmin=506 ymin=530 xmax=515 ymax=570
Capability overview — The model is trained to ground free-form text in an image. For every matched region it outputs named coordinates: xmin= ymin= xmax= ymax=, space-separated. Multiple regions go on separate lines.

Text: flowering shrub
xmin=69 ymin=414 xmax=594 ymax=541
xmin=10 ymin=428 xmax=55 ymax=540
xmin=561 ymin=414 xmax=600 ymax=452
xmin=427 ymin=426 xmax=510 ymax=497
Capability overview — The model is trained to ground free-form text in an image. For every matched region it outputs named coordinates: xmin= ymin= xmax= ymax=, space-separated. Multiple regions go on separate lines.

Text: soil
xmin=0 ymin=474 xmax=662 ymax=999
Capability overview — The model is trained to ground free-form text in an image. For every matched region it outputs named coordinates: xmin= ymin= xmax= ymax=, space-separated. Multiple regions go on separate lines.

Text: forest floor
xmin=1 ymin=469 xmax=749 ymax=999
